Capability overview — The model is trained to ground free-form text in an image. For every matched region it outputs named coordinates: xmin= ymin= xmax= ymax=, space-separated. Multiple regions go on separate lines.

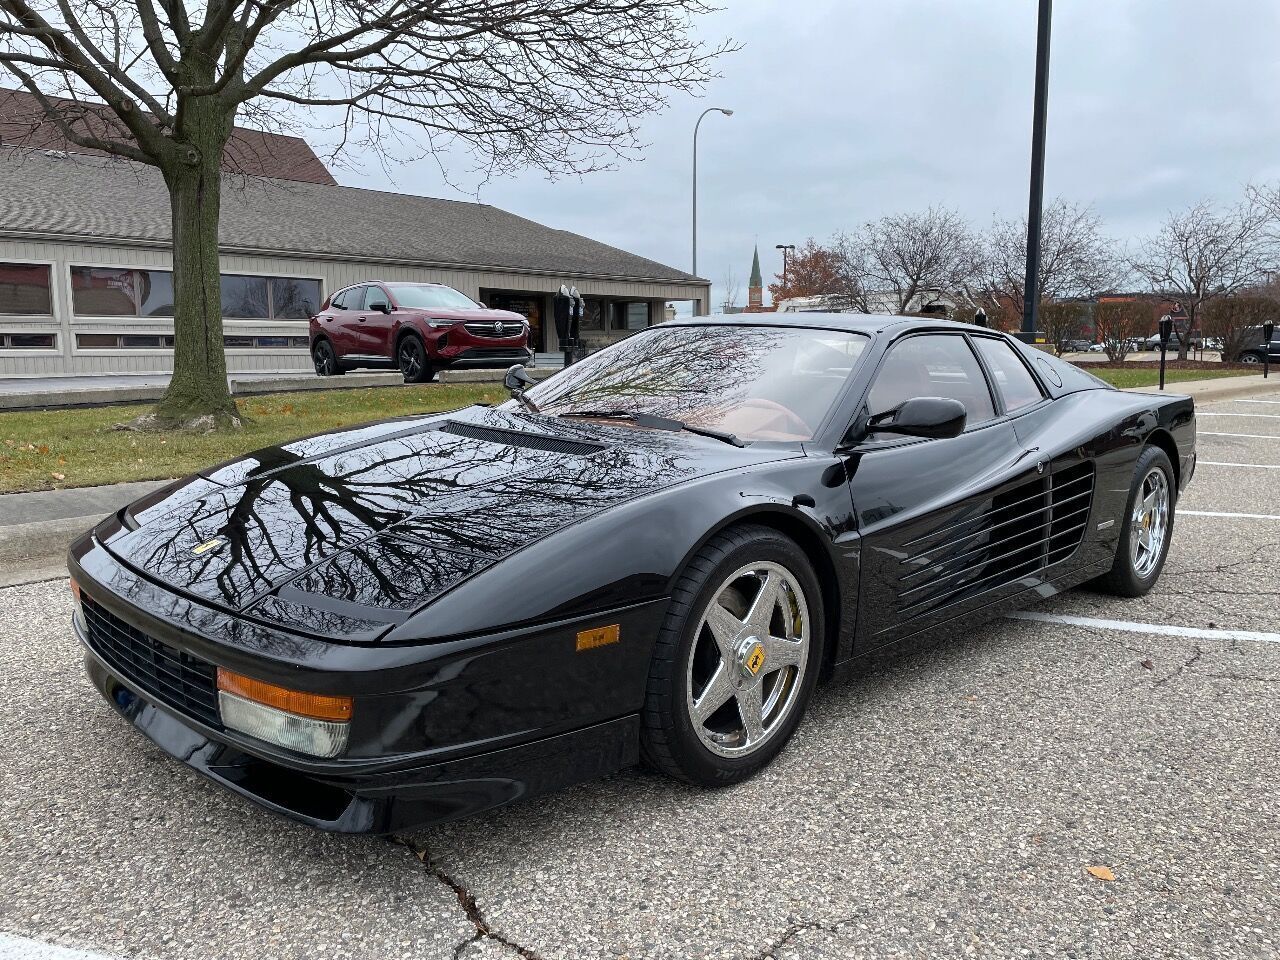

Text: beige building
xmin=0 ymin=110 xmax=707 ymax=379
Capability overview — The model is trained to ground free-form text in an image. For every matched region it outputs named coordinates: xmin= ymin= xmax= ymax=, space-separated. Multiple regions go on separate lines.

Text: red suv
xmin=309 ymin=281 xmax=532 ymax=382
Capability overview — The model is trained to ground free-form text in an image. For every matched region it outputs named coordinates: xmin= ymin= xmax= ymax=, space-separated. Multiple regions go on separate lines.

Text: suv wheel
xmin=398 ymin=335 xmax=435 ymax=383
xmin=1238 ymin=351 xmax=1264 ymax=364
xmin=312 ymin=339 xmax=343 ymax=377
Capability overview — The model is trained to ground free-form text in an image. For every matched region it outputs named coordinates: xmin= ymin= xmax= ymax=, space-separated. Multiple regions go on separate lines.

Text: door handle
xmin=357 ymin=316 xmax=367 ymax=322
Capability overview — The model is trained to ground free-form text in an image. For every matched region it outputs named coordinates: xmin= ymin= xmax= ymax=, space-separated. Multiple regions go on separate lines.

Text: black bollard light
xmin=569 ymin=286 xmax=584 ymax=367
xmin=1158 ymin=314 xmax=1173 ymax=391
xmin=1264 ymin=318 xmax=1275 ymax=380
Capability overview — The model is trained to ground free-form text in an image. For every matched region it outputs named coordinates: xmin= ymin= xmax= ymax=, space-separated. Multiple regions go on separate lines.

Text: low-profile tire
xmin=398 ymin=335 xmax=435 ymax=383
xmin=640 ymin=524 xmax=824 ymax=787
xmin=312 ymin=339 xmax=344 ymax=377
xmin=1093 ymin=445 xmax=1176 ymax=597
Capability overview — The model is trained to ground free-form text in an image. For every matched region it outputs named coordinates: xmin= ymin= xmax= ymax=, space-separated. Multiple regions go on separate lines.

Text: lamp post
xmin=1021 ymin=0 xmax=1053 ymax=339
xmin=692 ymin=107 xmax=733 ymax=312
xmin=1264 ymin=318 xmax=1275 ymax=380
xmin=775 ymin=244 xmax=795 ymax=291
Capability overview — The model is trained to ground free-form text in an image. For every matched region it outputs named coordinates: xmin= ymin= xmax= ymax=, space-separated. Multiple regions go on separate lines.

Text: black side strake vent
xmin=1047 ymin=461 xmax=1094 ymax=566
xmin=893 ymin=459 xmax=1096 ymax=623
xmin=436 ymin=421 xmax=606 ymax=456
xmin=896 ymin=476 xmax=1050 ymax=620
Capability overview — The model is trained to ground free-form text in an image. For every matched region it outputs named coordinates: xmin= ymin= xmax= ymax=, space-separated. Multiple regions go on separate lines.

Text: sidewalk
xmin=0 ymin=358 xmax=562 ymax=412
xmin=2 ymin=372 xmax=1277 ymax=588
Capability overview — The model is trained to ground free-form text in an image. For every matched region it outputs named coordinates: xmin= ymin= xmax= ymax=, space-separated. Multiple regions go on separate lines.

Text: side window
xmin=330 ymin=287 xmax=354 ymax=310
xmin=363 ymin=285 xmax=388 ymax=310
xmin=866 ymin=334 xmax=995 ymax=427
xmin=972 ymin=337 xmax=1044 ymax=412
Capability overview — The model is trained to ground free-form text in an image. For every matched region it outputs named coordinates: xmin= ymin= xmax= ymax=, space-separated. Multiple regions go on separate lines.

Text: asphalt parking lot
xmin=1 ymin=392 xmax=1278 ymax=960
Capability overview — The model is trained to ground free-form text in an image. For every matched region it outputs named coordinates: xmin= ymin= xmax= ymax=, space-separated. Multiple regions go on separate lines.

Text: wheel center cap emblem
xmin=738 ymin=638 xmax=766 ymax=678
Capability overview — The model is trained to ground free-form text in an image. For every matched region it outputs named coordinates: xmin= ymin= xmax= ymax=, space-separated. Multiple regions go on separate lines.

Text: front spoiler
xmin=82 ymin=637 xmax=639 ymax=834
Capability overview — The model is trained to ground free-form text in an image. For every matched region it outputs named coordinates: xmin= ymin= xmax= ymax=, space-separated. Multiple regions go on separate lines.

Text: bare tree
xmin=1201 ymin=295 xmax=1280 ymax=364
xmin=1093 ymin=299 xmax=1149 ymax=362
xmin=1038 ymin=301 xmax=1087 ymax=356
xmin=0 ymin=1 xmax=729 ymax=428
xmin=720 ymin=266 xmax=741 ymax=312
xmin=1129 ymin=199 xmax=1273 ymax=360
xmin=983 ymin=198 xmax=1120 ymax=321
xmin=857 ymin=206 xmax=981 ymax=314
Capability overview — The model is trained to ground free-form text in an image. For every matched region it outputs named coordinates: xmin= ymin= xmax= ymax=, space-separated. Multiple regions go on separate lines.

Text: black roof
xmin=675 ymin=313 xmax=996 ymax=335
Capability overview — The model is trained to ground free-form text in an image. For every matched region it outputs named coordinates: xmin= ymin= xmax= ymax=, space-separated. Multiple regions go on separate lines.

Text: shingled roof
xmin=0 ymin=147 xmax=701 ymax=284
xmin=0 ymin=88 xmax=336 ymax=186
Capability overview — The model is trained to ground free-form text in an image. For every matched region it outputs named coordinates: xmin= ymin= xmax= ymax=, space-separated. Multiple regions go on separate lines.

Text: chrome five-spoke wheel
xmin=686 ymin=561 xmax=810 ymax=758
xmin=1130 ymin=466 xmax=1170 ymax=579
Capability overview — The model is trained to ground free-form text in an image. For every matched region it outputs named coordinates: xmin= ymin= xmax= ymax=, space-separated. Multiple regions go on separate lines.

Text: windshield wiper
xmin=558 ymin=410 xmax=745 ymax=448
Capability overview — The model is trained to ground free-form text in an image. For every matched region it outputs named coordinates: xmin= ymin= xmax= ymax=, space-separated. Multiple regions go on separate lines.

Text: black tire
xmin=1094 ymin=445 xmax=1176 ymax=597
xmin=312 ymin=339 xmax=343 ymax=377
xmin=640 ymin=524 xmax=824 ymax=787
xmin=1238 ymin=351 xmax=1264 ymax=365
xmin=397 ymin=335 xmax=435 ymax=383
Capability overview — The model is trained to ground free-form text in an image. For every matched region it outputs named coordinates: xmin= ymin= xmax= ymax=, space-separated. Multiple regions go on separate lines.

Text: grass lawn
xmin=0 ymin=383 xmax=499 ymax=494
xmin=1085 ymin=367 xmax=1256 ymax=389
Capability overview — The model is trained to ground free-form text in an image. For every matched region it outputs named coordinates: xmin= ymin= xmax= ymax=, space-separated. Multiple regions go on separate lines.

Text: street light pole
xmin=692 ymin=106 xmax=733 ymax=315
xmin=1021 ymin=0 xmax=1053 ymax=338
xmin=775 ymin=243 xmax=795 ymax=291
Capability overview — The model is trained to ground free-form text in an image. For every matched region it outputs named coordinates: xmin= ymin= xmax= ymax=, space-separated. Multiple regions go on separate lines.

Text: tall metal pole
xmin=692 ymin=107 xmax=733 ymax=315
xmin=1021 ymin=0 xmax=1053 ymax=337
xmin=776 ymin=243 xmax=795 ymax=292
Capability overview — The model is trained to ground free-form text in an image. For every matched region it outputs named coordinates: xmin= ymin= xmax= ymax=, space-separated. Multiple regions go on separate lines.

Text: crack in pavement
xmin=750 ymin=915 xmax=866 ymax=960
xmin=1153 ymin=644 xmax=1203 ymax=687
xmin=390 ymin=835 xmax=544 ymax=960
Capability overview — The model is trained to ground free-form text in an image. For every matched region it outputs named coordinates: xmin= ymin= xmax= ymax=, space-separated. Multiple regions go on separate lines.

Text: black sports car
xmin=69 ymin=315 xmax=1196 ymax=833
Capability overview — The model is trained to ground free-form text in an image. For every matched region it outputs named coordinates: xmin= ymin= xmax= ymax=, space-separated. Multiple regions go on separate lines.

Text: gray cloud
xmin=333 ymin=0 xmax=1280 ymax=310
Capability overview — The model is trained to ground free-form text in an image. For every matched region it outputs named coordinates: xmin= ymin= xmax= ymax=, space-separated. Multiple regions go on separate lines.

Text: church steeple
xmin=748 ymin=244 xmax=763 ymax=309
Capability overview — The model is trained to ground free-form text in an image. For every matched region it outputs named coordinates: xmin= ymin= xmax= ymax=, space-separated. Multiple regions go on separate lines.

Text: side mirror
xmin=503 ymin=364 xmax=540 ymax=414
xmin=503 ymin=364 xmax=536 ymax=392
xmin=865 ymin=397 xmax=967 ymax=441
xmin=369 ymin=301 xmax=391 ymax=314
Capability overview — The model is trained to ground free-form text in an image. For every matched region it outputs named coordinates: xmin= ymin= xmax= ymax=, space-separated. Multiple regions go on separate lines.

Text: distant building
xmin=741 ymin=244 xmax=775 ymax=314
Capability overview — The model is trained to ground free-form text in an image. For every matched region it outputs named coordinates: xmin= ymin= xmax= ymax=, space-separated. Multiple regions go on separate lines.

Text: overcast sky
xmin=336 ymin=0 xmax=1280 ymax=311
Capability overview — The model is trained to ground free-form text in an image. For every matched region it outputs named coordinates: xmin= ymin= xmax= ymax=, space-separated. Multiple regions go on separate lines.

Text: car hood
xmin=101 ymin=406 xmax=795 ymax=642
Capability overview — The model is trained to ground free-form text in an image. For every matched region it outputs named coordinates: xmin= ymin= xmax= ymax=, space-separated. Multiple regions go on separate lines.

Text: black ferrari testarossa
xmin=69 ymin=314 xmax=1195 ymax=832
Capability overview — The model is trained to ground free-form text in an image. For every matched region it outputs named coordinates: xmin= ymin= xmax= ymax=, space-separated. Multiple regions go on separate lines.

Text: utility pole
xmin=1021 ymin=0 xmax=1053 ymax=339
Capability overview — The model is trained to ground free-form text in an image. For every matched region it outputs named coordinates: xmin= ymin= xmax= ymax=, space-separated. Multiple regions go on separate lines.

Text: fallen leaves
xmin=50 ymin=472 xmax=65 ymax=481
xmin=1086 ymin=865 xmax=1116 ymax=882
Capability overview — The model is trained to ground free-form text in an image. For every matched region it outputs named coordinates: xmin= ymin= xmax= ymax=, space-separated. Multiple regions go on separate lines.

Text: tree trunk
xmin=150 ymin=99 xmax=240 ymax=430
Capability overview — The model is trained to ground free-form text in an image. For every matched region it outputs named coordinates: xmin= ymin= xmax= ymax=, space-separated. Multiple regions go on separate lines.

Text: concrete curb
xmin=0 ymin=371 xmax=408 ymax=411
xmin=0 ymin=514 xmax=97 ymax=569
xmin=438 ymin=367 xmax=556 ymax=384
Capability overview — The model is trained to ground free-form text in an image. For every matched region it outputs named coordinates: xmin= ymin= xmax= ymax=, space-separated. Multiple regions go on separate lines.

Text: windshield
xmin=525 ymin=324 xmax=868 ymax=442
xmin=387 ymin=284 xmax=480 ymax=310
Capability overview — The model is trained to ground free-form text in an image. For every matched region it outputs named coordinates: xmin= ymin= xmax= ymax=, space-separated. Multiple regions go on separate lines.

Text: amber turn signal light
xmin=216 ymin=668 xmax=352 ymax=722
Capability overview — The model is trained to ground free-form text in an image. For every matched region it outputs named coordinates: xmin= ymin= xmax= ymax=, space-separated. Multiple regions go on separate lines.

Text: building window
xmin=71 ymin=267 xmax=320 ymax=320
xmin=76 ymin=333 xmax=307 ymax=350
xmin=0 ymin=263 xmax=53 ymax=315
xmin=610 ymin=301 xmax=650 ymax=331
xmin=0 ymin=332 xmax=56 ymax=349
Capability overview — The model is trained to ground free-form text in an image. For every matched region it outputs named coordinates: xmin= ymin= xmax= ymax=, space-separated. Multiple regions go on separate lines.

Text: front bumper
xmin=80 ymin=625 xmax=638 ymax=833
xmin=440 ymin=346 xmax=535 ymax=369
xmin=70 ymin=530 xmax=659 ymax=833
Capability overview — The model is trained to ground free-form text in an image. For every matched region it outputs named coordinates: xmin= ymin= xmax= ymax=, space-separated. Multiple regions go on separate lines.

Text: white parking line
xmin=1007 ymin=611 xmax=1280 ymax=645
xmin=0 ymin=933 xmax=124 ymax=960
xmin=1198 ymin=461 xmax=1280 ymax=469
xmin=1232 ymin=398 xmax=1280 ymax=405
xmin=1198 ymin=432 xmax=1280 ymax=440
xmin=1179 ymin=509 xmax=1280 ymax=520
xmin=1199 ymin=412 xmax=1280 ymax=419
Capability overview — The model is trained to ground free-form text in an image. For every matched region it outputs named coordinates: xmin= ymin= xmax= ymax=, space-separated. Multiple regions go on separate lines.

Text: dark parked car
xmin=1233 ymin=326 xmax=1280 ymax=364
xmin=70 ymin=315 xmax=1195 ymax=833
xmin=1058 ymin=338 xmax=1093 ymax=353
xmin=309 ymin=281 xmax=532 ymax=382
